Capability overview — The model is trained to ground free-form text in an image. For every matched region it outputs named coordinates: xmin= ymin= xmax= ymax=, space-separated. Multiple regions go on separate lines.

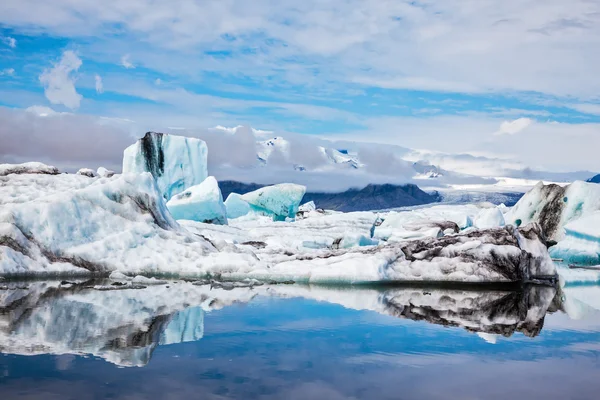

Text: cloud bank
xmin=38 ymin=51 xmax=83 ymax=110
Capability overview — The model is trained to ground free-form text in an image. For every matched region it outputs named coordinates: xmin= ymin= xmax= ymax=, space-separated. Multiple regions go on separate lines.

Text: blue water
xmin=1 ymin=283 xmax=600 ymax=399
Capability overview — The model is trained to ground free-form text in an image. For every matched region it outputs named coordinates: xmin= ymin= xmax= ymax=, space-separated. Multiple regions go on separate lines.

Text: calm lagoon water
xmin=0 ymin=281 xmax=599 ymax=399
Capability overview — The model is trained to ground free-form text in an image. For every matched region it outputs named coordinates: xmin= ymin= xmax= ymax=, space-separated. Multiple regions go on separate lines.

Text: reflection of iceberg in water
xmin=160 ymin=307 xmax=204 ymax=346
xmin=381 ymin=286 xmax=556 ymax=337
xmin=0 ymin=280 xmax=561 ymax=367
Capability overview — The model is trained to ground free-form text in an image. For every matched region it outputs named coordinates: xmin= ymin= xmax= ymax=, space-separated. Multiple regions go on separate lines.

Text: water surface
xmin=0 ymin=281 xmax=599 ymax=399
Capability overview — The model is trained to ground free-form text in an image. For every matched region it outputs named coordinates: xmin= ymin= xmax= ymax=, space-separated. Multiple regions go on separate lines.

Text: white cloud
xmin=0 ymin=68 xmax=15 ymax=76
xmin=120 ymin=54 xmax=134 ymax=69
xmin=39 ymin=50 xmax=83 ymax=110
xmin=1 ymin=1 xmax=600 ymax=97
xmin=494 ymin=118 xmax=533 ymax=135
xmin=2 ymin=36 xmax=16 ymax=48
xmin=154 ymin=78 xmax=161 ymax=85
xmin=95 ymin=74 xmax=103 ymax=93
xmin=25 ymin=105 xmax=58 ymax=117
xmin=567 ymin=103 xmax=600 ymax=116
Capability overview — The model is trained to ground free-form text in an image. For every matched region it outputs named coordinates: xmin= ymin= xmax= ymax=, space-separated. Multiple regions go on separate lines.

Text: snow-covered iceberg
xmin=0 ymin=172 xmax=255 ymax=277
xmin=76 ymin=168 xmax=97 ymax=178
xmin=166 ymin=176 xmax=228 ymax=225
xmin=240 ymin=183 xmax=306 ymax=221
xmin=122 ymin=132 xmax=208 ymax=200
xmin=216 ymin=223 xmax=556 ymax=284
xmin=97 ymin=167 xmax=115 ymax=178
xmin=373 ymin=204 xmax=483 ymax=242
xmin=505 ymin=181 xmax=600 ymax=241
xmin=0 ymin=162 xmax=59 ymax=176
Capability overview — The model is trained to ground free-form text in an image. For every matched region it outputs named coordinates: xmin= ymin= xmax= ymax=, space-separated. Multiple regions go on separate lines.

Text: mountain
xmin=219 ymin=181 xmax=440 ymax=212
xmin=302 ymin=184 xmax=440 ymax=212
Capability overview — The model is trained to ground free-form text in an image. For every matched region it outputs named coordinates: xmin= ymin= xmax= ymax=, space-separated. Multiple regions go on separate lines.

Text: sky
xmin=1 ymin=0 xmax=600 ymax=177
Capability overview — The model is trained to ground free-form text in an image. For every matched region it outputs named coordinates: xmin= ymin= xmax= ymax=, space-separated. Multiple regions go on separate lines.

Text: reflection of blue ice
xmin=159 ymin=307 xmax=204 ymax=346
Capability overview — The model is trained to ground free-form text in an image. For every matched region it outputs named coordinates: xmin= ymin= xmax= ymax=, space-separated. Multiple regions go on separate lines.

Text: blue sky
xmin=1 ymin=0 xmax=600 ymax=173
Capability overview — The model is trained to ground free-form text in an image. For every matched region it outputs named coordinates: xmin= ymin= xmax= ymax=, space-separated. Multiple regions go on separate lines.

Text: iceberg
xmin=474 ymin=207 xmax=505 ymax=229
xmin=0 ymin=172 xmax=256 ymax=277
xmin=221 ymin=223 xmax=556 ymax=284
xmin=505 ymin=181 xmax=600 ymax=241
xmin=97 ymin=167 xmax=115 ymax=178
xmin=372 ymin=204 xmax=482 ymax=242
xmin=224 ymin=192 xmax=251 ymax=219
xmin=166 ymin=176 xmax=228 ymax=225
xmin=298 ymin=201 xmax=316 ymax=213
xmin=122 ymin=132 xmax=208 ymax=200
xmin=0 ymin=162 xmax=59 ymax=176
xmin=76 ymin=168 xmax=97 ymax=178
xmin=549 ymin=212 xmax=600 ymax=268
xmin=241 ymin=183 xmax=306 ymax=221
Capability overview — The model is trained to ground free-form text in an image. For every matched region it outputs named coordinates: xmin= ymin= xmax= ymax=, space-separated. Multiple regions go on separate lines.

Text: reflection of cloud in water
xmin=0 ymin=279 xmax=579 ymax=367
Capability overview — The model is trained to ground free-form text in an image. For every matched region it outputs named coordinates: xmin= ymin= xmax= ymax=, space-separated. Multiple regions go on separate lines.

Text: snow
xmin=0 ymin=162 xmax=59 ymax=176
xmin=224 ymin=193 xmax=251 ymax=219
xmin=166 ymin=176 xmax=227 ymax=225
xmin=505 ymin=180 xmax=600 ymax=241
xmin=76 ymin=168 xmax=96 ymax=178
xmin=474 ymin=207 xmax=505 ymax=229
xmin=240 ymin=183 xmax=306 ymax=220
xmin=122 ymin=132 xmax=208 ymax=200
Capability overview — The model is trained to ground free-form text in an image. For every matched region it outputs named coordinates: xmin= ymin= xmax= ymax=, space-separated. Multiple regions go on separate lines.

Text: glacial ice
xmin=505 ymin=180 xmax=600 ymax=241
xmin=166 ymin=176 xmax=228 ymax=225
xmin=122 ymin=132 xmax=208 ymax=200
xmin=240 ymin=183 xmax=306 ymax=220
xmin=224 ymin=192 xmax=251 ymax=219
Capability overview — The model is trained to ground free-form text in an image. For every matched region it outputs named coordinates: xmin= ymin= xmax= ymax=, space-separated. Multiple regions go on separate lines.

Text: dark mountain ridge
xmin=218 ymin=181 xmax=441 ymax=212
